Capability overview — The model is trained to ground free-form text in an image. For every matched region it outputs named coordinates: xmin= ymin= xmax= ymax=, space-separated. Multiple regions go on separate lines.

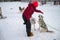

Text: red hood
xmin=33 ymin=1 xmax=38 ymax=7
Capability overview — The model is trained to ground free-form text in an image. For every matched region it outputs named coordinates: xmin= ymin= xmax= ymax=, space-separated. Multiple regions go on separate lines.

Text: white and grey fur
xmin=38 ymin=15 xmax=48 ymax=32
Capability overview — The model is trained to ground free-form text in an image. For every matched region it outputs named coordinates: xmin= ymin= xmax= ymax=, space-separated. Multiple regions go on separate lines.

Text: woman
xmin=22 ymin=0 xmax=43 ymax=37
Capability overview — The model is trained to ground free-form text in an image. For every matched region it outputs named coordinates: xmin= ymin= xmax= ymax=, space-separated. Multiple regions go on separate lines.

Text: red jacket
xmin=23 ymin=3 xmax=43 ymax=21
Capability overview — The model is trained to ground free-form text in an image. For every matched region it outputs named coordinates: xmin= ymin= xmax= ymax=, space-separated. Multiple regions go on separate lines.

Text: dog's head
xmin=19 ymin=7 xmax=25 ymax=12
xmin=38 ymin=15 xmax=43 ymax=20
xmin=19 ymin=7 xmax=21 ymax=10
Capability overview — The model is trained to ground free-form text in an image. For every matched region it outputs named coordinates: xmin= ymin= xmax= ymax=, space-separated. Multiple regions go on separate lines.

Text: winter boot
xmin=28 ymin=32 xmax=33 ymax=37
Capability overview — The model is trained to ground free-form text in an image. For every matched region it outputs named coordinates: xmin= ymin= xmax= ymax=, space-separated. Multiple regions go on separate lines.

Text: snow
xmin=0 ymin=2 xmax=60 ymax=40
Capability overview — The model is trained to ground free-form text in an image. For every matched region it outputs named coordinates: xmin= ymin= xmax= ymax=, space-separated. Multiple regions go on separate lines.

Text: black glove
xmin=23 ymin=22 xmax=26 ymax=24
xmin=23 ymin=20 xmax=27 ymax=24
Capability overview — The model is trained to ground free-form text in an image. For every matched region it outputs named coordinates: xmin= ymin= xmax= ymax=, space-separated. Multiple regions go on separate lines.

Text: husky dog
xmin=38 ymin=15 xmax=48 ymax=32
xmin=30 ymin=17 xmax=36 ymax=30
xmin=19 ymin=7 xmax=24 ymax=12
xmin=38 ymin=15 xmax=53 ymax=32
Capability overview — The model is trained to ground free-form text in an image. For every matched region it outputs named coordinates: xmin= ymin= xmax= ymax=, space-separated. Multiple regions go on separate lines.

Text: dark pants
xmin=22 ymin=15 xmax=31 ymax=36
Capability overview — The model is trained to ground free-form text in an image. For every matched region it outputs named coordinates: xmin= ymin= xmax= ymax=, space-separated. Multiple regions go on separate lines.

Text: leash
xmin=47 ymin=24 xmax=60 ymax=32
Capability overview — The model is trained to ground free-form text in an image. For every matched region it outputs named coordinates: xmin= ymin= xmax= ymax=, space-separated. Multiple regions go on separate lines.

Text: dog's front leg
xmin=34 ymin=24 xmax=36 ymax=31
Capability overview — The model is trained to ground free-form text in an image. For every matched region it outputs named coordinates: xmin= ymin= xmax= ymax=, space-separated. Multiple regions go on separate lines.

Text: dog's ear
xmin=41 ymin=15 xmax=44 ymax=18
xmin=38 ymin=15 xmax=44 ymax=18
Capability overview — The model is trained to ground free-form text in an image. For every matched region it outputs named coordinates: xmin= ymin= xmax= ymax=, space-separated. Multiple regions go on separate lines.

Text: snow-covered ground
xmin=0 ymin=2 xmax=60 ymax=40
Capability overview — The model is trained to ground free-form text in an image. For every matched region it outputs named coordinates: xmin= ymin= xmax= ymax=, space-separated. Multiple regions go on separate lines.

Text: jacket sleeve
xmin=34 ymin=7 xmax=43 ymax=14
